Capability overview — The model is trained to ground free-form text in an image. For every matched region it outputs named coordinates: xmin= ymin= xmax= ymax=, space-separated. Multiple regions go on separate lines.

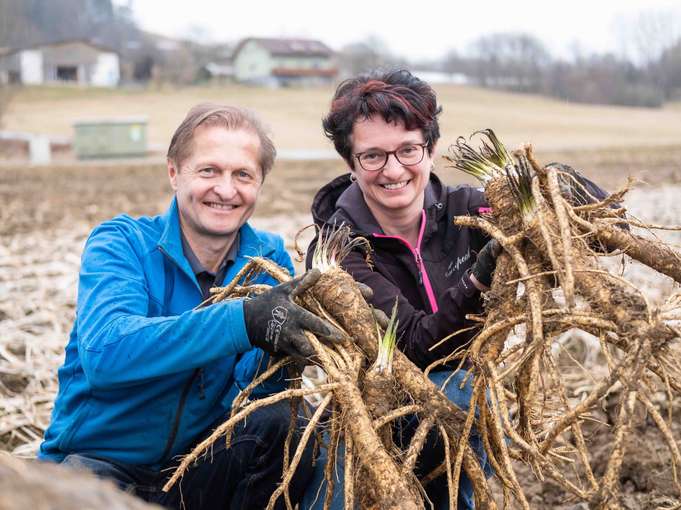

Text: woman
xmin=302 ymin=70 xmax=615 ymax=509
xmin=302 ymin=69 xmax=497 ymax=510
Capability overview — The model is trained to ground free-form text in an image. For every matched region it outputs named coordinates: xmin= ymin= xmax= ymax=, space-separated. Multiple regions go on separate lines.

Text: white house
xmin=232 ymin=37 xmax=337 ymax=87
xmin=0 ymin=40 xmax=120 ymax=87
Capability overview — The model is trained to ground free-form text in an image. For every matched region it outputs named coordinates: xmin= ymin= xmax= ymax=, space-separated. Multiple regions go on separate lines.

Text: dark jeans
xmin=61 ymin=400 xmax=314 ymax=510
xmin=301 ymin=370 xmax=491 ymax=510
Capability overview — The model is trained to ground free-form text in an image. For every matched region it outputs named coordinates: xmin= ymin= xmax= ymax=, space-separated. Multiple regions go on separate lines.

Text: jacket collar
xmin=158 ymin=197 xmax=268 ymax=281
xmin=312 ymin=173 xmax=447 ymax=237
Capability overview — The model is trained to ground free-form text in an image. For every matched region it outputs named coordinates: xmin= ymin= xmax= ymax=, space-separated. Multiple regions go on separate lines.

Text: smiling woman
xmin=302 ymin=69 xmax=496 ymax=510
xmin=349 ymin=116 xmax=434 ymax=247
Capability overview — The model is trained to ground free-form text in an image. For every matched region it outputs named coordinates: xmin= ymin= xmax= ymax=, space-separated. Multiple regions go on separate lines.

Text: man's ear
xmin=167 ymin=159 xmax=178 ymax=191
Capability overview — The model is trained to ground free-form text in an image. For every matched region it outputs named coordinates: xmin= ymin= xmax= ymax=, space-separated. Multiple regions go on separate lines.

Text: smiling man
xmin=38 ymin=104 xmax=341 ymax=509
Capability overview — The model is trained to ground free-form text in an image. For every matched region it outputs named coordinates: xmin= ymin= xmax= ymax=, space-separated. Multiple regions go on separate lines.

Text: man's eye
xmin=237 ymin=170 xmax=252 ymax=180
xmin=198 ymin=168 xmax=216 ymax=176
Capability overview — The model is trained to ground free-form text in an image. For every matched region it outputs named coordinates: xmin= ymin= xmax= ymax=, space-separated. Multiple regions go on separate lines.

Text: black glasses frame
xmin=353 ymin=143 xmax=429 ymax=172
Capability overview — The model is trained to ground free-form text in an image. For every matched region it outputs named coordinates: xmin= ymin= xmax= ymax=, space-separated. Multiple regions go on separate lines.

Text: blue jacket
xmin=39 ymin=198 xmax=293 ymax=468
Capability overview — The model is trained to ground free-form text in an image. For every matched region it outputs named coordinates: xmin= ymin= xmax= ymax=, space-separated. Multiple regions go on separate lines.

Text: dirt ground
xmin=1 ymin=147 xmax=680 ymax=507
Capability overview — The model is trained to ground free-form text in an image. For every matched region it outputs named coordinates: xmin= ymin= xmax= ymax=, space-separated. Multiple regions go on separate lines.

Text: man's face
xmin=168 ymin=125 xmax=263 ymax=242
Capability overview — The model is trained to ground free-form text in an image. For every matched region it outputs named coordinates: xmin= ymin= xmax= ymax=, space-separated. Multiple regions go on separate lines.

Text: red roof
xmin=271 ymin=67 xmax=338 ymax=78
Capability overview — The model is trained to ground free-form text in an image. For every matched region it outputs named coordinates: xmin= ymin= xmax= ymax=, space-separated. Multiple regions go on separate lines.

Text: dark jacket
xmin=308 ymin=173 xmax=489 ymax=369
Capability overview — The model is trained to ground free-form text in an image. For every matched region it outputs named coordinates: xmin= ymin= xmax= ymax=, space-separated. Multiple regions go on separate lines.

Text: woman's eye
xmin=362 ymin=152 xmax=382 ymax=162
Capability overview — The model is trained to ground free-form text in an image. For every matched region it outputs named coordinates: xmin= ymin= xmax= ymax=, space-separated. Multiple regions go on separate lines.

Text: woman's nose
xmin=381 ymin=153 xmax=404 ymax=177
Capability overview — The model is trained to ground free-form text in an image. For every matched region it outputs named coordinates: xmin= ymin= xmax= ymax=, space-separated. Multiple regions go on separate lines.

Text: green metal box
xmin=73 ymin=117 xmax=147 ymax=159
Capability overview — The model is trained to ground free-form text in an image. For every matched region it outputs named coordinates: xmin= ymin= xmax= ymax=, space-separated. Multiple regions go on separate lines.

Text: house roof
xmin=271 ymin=67 xmax=338 ymax=78
xmin=233 ymin=37 xmax=334 ymax=59
xmin=0 ymin=39 xmax=119 ymax=57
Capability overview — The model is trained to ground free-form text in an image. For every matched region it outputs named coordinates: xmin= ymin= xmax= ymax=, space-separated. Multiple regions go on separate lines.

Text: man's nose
xmin=213 ymin=175 xmax=238 ymax=199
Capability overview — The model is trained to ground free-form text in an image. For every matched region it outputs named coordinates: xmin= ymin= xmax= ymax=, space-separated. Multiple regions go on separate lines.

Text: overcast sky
xmin=124 ymin=0 xmax=681 ymax=61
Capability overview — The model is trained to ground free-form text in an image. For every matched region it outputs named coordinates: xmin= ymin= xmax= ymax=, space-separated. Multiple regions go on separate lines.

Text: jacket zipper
xmin=158 ymin=368 xmax=200 ymax=464
xmin=414 ymin=250 xmax=424 ymax=285
xmin=373 ymin=210 xmax=439 ymax=313
xmin=157 ymin=246 xmax=204 ymax=464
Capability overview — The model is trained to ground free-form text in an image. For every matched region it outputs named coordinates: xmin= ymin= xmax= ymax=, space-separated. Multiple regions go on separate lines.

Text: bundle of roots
xmin=162 ymin=130 xmax=681 ymax=510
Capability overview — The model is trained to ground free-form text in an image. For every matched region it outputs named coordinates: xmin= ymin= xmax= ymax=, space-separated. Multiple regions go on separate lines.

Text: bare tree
xmin=616 ymin=8 xmax=681 ymax=67
xmin=659 ymin=40 xmax=681 ymax=100
xmin=336 ymin=35 xmax=406 ymax=77
xmin=441 ymin=49 xmax=469 ymax=75
xmin=615 ymin=8 xmax=681 ymax=101
xmin=467 ymin=32 xmax=550 ymax=92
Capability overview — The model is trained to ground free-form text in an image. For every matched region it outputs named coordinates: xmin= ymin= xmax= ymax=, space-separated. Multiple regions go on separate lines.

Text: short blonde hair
xmin=167 ymin=103 xmax=276 ymax=178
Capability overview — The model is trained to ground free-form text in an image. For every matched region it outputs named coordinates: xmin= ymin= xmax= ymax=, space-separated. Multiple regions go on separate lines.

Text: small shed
xmin=73 ymin=117 xmax=147 ymax=159
xmin=0 ymin=40 xmax=120 ymax=87
xmin=232 ymin=37 xmax=337 ymax=87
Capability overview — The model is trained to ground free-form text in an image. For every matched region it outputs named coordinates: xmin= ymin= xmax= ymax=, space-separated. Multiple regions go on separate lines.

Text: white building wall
xmin=20 ymin=50 xmax=43 ymax=84
xmin=234 ymin=41 xmax=272 ymax=81
xmin=91 ymin=52 xmax=120 ymax=86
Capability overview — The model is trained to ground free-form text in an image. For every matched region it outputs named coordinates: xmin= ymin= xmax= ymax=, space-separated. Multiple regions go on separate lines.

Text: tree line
xmin=0 ymin=1 xmax=679 ymax=108
xmin=344 ymin=24 xmax=681 ymax=108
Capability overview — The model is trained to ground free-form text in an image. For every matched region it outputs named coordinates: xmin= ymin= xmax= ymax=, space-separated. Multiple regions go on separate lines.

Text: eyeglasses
xmin=353 ymin=143 xmax=429 ymax=172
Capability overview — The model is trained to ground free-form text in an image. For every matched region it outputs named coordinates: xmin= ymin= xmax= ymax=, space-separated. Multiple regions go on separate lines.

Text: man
xmin=39 ymin=103 xmax=342 ymax=509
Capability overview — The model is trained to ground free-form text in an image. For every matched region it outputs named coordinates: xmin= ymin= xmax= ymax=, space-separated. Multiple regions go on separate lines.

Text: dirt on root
xmin=503 ymin=393 xmax=681 ymax=509
xmin=1 ymin=149 xmax=680 ymax=507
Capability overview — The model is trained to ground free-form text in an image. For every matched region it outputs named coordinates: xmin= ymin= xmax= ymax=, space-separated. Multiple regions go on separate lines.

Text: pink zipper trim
xmin=373 ymin=210 xmax=439 ymax=313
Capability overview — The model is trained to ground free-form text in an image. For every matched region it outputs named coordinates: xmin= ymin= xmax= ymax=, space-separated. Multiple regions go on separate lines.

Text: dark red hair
xmin=323 ymin=69 xmax=442 ymax=169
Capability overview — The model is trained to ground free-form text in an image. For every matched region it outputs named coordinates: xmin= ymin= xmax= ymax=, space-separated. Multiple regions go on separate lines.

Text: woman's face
xmin=350 ymin=116 xmax=434 ymax=219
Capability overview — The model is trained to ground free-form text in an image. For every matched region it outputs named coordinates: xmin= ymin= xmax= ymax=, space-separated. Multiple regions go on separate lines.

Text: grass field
xmin=4 ymin=83 xmax=681 ymax=153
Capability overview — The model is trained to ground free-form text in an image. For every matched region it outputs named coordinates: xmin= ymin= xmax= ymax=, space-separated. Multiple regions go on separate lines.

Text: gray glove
xmin=470 ymin=239 xmax=502 ymax=288
xmin=243 ymin=269 xmax=344 ymax=360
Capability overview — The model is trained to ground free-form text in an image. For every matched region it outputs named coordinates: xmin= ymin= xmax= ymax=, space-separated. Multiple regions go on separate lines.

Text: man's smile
xmin=204 ymin=201 xmax=238 ymax=211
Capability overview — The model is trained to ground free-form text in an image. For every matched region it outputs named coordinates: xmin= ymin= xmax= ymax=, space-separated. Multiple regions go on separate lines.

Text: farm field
xmin=3 ymin=83 xmax=681 ymax=153
xmin=1 ymin=81 xmax=681 ymax=507
xmin=1 ymin=143 xmax=680 ymax=507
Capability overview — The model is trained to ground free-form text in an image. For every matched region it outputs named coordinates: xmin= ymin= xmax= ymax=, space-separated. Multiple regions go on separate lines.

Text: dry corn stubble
xmin=4 ymin=142 xmax=681 ymax=507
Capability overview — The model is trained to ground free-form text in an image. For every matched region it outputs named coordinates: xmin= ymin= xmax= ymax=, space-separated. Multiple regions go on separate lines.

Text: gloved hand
xmin=470 ymin=239 xmax=502 ymax=290
xmin=243 ymin=269 xmax=345 ymax=360
xmin=355 ymin=281 xmax=391 ymax=329
xmin=549 ymin=163 xmax=607 ymax=206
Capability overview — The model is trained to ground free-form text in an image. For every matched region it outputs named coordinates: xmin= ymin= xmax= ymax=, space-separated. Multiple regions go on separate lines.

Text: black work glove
xmin=470 ymin=239 xmax=502 ymax=289
xmin=243 ymin=269 xmax=344 ymax=360
xmin=549 ymin=163 xmax=607 ymax=206
xmin=549 ymin=162 xmax=629 ymax=235
xmin=355 ymin=281 xmax=390 ymax=329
